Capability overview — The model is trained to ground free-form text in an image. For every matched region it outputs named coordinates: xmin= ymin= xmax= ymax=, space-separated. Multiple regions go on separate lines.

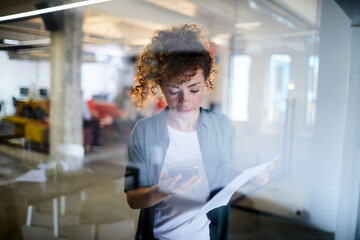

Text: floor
xmin=229 ymin=201 xmax=334 ymax=240
xmin=0 ymin=141 xmax=334 ymax=240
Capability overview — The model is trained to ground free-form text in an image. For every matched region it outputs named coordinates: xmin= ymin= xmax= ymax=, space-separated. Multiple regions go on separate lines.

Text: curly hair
xmin=132 ymin=23 xmax=217 ymax=108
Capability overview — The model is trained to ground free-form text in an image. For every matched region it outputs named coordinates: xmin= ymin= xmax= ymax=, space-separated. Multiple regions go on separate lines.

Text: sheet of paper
xmin=16 ymin=169 xmax=47 ymax=183
xmin=191 ymin=155 xmax=280 ymax=222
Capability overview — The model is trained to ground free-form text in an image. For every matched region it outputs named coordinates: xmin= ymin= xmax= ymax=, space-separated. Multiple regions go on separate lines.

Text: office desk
xmin=2 ymin=116 xmax=36 ymax=136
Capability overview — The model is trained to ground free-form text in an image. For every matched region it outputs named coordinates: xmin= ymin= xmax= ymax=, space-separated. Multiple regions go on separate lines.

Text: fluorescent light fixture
xmin=0 ymin=0 xmax=112 ymax=22
xmin=211 ymin=33 xmax=232 ymax=46
xmin=235 ymin=22 xmax=261 ymax=28
xmin=273 ymin=13 xmax=295 ymax=29
xmin=20 ymin=39 xmax=51 ymax=45
xmin=3 ymin=39 xmax=20 ymax=45
xmin=0 ymin=38 xmax=50 ymax=48
xmin=145 ymin=0 xmax=197 ymax=17
xmin=248 ymin=0 xmax=258 ymax=9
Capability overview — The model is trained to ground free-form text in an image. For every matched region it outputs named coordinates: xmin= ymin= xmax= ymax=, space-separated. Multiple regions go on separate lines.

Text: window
xmin=229 ymin=55 xmax=251 ymax=122
xmin=306 ymin=55 xmax=319 ymax=125
xmin=267 ymin=54 xmax=291 ymax=124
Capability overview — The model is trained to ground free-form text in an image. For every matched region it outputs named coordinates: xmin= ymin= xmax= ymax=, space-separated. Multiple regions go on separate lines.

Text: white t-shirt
xmin=154 ymin=125 xmax=210 ymax=240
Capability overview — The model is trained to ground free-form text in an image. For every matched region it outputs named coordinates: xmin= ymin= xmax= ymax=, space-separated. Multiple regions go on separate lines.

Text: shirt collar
xmin=199 ymin=107 xmax=210 ymax=129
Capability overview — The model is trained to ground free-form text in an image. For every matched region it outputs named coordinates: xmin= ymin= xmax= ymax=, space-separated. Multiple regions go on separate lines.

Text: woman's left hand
xmin=250 ymin=163 xmax=275 ymax=187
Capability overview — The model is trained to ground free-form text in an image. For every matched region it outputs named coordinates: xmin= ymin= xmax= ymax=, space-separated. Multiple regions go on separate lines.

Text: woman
xmin=124 ymin=23 xmax=260 ymax=240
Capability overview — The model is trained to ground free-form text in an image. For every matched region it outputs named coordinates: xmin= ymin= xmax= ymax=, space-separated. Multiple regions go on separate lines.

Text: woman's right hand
xmin=126 ymin=171 xmax=203 ymax=209
xmin=158 ymin=171 xmax=203 ymax=195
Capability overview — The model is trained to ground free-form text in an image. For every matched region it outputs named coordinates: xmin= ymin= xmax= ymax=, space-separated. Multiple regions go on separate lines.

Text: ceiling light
xmin=235 ymin=22 xmax=261 ymax=28
xmin=0 ymin=39 xmax=50 ymax=48
xmin=288 ymin=82 xmax=295 ymax=90
xmin=248 ymin=0 xmax=258 ymax=9
xmin=0 ymin=0 xmax=112 ymax=22
xmin=211 ymin=33 xmax=232 ymax=46
xmin=145 ymin=0 xmax=197 ymax=17
xmin=3 ymin=39 xmax=20 ymax=45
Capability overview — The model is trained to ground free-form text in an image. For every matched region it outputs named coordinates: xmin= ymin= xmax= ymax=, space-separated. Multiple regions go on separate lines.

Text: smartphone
xmin=168 ymin=166 xmax=199 ymax=183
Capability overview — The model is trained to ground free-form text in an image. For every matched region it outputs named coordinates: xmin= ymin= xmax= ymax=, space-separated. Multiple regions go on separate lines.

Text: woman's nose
xmin=178 ymin=92 xmax=188 ymax=104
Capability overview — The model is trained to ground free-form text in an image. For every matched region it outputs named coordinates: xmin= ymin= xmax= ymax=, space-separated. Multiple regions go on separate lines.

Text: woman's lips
xmin=178 ymin=109 xmax=192 ymax=113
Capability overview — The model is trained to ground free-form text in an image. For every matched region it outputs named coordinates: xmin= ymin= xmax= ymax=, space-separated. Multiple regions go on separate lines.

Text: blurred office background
xmin=0 ymin=0 xmax=359 ymax=239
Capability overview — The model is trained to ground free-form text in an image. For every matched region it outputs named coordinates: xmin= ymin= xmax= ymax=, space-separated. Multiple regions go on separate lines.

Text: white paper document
xmin=191 ymin=155 xmax=280 ymax=222
xmin=16 ymin=169 xmax=47 ymax=182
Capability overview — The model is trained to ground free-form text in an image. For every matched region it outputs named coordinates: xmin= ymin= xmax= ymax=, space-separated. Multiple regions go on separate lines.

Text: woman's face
xmin=161 ymin=69 xmax=206 ymax=116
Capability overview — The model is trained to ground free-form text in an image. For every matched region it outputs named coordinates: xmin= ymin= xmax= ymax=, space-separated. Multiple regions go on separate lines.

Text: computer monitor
xmin=19 ymin=87 xmax=29 ymax=97
xmin=39 ymin=88 xmax=48 ymax=97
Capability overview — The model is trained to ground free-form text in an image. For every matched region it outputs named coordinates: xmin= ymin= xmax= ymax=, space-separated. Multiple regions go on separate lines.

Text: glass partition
xmin=2 ymin=1 xmax=351 ymax=239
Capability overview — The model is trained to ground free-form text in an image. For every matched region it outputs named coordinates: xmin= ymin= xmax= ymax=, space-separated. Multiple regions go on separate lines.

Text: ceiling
xmin=0 ymin=0 xmax=321 ymax=59
xmin=334 ymin=0 xmax=360 ymax=25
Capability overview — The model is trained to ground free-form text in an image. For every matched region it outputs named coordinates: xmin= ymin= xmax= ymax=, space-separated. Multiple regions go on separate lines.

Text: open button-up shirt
xmin=125 ymin=107 xmax=238 ymax=240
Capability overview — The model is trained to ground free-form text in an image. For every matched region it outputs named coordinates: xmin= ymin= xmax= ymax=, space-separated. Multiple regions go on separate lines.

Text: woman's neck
xmin=166 ymin=109 xmax=201 ymax=132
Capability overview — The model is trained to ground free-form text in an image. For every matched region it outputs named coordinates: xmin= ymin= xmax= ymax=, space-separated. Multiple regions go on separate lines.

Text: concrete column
xmin=49 ymin=8 xmax=84 ymax=170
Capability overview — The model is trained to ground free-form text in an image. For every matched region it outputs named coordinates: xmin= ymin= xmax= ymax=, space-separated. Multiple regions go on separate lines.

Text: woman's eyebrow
xmin=166 ymin=82 xmax=200 ymax=88
xmin=188 ymin=82 xmax=200 ymax=88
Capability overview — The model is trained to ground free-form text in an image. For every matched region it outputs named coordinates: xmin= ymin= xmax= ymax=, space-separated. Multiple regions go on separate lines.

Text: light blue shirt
xmin=125 ymin=107 xmax=238 ymax=193
xmin=124 ymin=106 xmax=238 ymax=240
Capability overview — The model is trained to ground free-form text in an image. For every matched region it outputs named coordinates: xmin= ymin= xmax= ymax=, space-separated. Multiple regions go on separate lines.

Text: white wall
xmin=81 ymin=58 xmax=134 ymax=102
xmin=0 ymin=51 xmax=50 ymax=116
xmin=307 ymin=0 xmax=352 ymax=232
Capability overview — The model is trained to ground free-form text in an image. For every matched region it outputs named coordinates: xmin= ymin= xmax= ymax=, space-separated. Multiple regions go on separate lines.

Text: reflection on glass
xmin=267 ymin=54 xmax=291 ymax=124
xmin=306 ymin=55 xmax=319 ymax=125
xmin=229 ymin=55 xmax=251 ymax=122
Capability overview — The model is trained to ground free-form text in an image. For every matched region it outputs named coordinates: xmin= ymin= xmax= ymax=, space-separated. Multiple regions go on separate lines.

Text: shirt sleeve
xmin=124 ymin=121 xmax=149 ymax=192
xmin=222 ymin=116 xmax=239 ymax=182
